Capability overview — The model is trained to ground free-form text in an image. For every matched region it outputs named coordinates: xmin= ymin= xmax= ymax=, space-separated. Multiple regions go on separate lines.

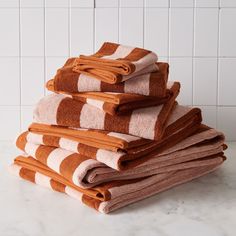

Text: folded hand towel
xmin=47 ymin=81 xmax=176 ymax=115
xmin=48 ymin=58 xmax=168 ymax=97
xmin=33 ymin=83 xmax=180 ymax=140
xmin=15 ymin=124 xmax=225 ymax=187
xmin=9 ymin=160 xmax=225 ymax=213
xmin=73 ymin=42 xmax=158 ymax=84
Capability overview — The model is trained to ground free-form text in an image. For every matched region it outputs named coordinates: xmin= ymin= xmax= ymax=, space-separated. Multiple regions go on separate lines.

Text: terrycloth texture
xmin=30 ymin=104 xmax=202 ymax=153
xmin=47 ymin=80 xmax=175 ymax=115
xmin=20 ymin=125 xmax=224 ymax=171
xmin=15 ymin=126 xmax=225 ymax=188
xmin=48 ymin=57 xmax=168 ymax=97
xmin=73 ymin=42 xmax=158 ymax=84
xmin=9 ymin=160 xmax=224 ymax=213
xmin=33 ymin=83 xmax=180 ymax=140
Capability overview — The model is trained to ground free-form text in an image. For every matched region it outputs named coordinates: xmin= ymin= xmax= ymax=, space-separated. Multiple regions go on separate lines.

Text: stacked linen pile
xmin=9 ymin=42 xmax=227 ymax=214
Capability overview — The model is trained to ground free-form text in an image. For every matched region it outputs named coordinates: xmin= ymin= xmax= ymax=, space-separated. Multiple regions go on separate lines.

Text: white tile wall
xmin=0 ymin=0 xmax=235 ymax=141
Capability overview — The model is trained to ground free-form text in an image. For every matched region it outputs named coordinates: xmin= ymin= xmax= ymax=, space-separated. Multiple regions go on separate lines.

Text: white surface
xmin=45 ymin=8 xmax=69 ymax=57
xmin=193 ymin=58 xmax=217 ymax=105
xmin=119 ymin=8 xmax=143 ymax=47
xmin=144 ymin=8 xmax=169 ymax=57
xmin=0 ymin=1 xmax=236 ymax=141
xmin=169 ymin=8 xmax=194 ymax=57
xmin=1 ymin=141 xmax=235 ymax=236
xmin=95 ymin=8 xmax=119 ymax=51
xmin=194 ymin=8 xmax=218 ymax=57
xmin=71 ymin=8 xmax=94 ymax=56
xmin=21 ymin=8 xmax=44 ymax=56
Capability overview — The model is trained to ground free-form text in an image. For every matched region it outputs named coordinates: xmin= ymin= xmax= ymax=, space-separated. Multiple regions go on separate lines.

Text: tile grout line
xmin=118 ymin=0 xmax=120 ymax=43
xmin=168 ymin=0 xmax=170 ymax=63
xmin=93 ymin=0 xmax=95 ymax=53
xmin=68 ymin=0 xmax=71 ymax=57
xmin=43 ymin=0 xmax=46 ymax=96
xmin=216 ymin=0 xmax=221 ymax=129
xmin=192 ymin=1 xmax=196 ymax=106
xmin=18 ymin=0 xmax=22 ymax=132
xmin=142 ymin=0 xmax=145 ymax=48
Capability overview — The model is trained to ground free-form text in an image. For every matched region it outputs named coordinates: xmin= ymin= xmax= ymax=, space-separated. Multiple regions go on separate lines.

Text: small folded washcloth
xmin=73 ymin=42 xmax=158 ymax=84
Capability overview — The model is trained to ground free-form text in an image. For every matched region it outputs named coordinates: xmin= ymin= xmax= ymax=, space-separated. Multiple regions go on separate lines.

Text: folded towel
xmin=49 ymin=58 xmax=168 ymax=98
xmin=29 ymin=104 xmax=201 ymax=152
xmin=15 ymin=125 xmax=225 ymax=188
xmin=9 ymin=159 xmax=225 ymax=213
xmin=33 ymin=83 xmax=180 ymax=140
xmin=47 ymin=81 xmax=175 ymax=116
xmin=73 ymin=42 xmax=158 ymax=84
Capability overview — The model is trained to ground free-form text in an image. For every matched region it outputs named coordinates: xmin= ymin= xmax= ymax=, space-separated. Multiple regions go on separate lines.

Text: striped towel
xmin=73 ymin=42 xmax=158 ymax=84
xmin=9 ymin=160 xmax=225 ymax=213
xmin=15 ymin=125 xmax=225 ymax=188
xmin=48 ymin=58 xmax=168 ymax=97
xmin=47 ymin=81 xmax=176 ymax=115
xmin=33 ymin=83 xmax=180 ymax=140
xmin=29 ymin=105 xmax=202 ymax=152
xmin=28 ymin=105 xmax=204 ymax=170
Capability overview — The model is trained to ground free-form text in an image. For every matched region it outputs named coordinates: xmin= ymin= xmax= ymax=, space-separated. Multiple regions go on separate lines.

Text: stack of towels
xmin=10 ymin=42 xmax=227 ymax=214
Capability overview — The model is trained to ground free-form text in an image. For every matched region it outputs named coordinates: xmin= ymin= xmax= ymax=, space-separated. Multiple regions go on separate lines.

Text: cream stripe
xmin=122 ymin=63 xmax=158 ymax=82
xmin=132 ymin=52 xmax=158 ymax=72
xmin=107 ymin=132 xmax=140 ymax=142
xmin=78 ymin=74 xmax=101 ymax=92
xmin=102 ymin=45 xmax=135 ymax=60
xmin=86 ymin=98 xmax=104 ymax=110
xmin=129 ymin=106 xmax=163 ymax=140
xmin=167 ymin=81 xmax=174 ymax=89
xmin=98 ymin=201 xmax=107 ymax=214
xmin=47 ymin=148 xmax=73 ymax=174
xmin=72 ymin=159 xmax=100 ymax=186
xmin=65 ymin=186 xmax=83 ymax=201
xmin=26 ymin=132 xmax=44 ymax=145
xmin=96 ymin=149 xmax=124 ymax=170
xmin=35 ymin=172 xmax=52 ymax=188
xmin=59 ymin=138 xmax=79 ymax=153
xmin=33 ymin=94 xmax=65 ymax=125
xmin=24 ymin=143 xmax=39 ymax=157
xmin=80 ymin=104 xmax=105 ymax=130
xmin=124 ymin=73 xmax=150 ymax=96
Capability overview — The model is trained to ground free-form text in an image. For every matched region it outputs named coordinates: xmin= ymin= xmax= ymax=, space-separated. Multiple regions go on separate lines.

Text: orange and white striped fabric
xmin=15 ymin=123 xmax=225 ymax=188
xmin=73 ymin=42 xmax=159 ymax=84
xmin=33 ymin=83 xmax=180 ymax=140
xmin=9 ymin=160 xmax=224 ymax=213
xmin=49 ymin=58 xmax=168 ymax=97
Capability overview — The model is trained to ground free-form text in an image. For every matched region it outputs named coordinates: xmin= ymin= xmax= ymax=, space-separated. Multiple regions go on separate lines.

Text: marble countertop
xmin=0 ymin=142 xmax=235 ymax=236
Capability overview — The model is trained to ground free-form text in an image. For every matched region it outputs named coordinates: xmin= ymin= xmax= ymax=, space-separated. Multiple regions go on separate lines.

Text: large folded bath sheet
xmin=49 ymin=58 xmax=168 ymax=98
xmin=10 ymin=160 xmax=225 ymax=214
xmin=33 ymin=84 xmax=180 ymax=140
xmin=73 ymin=42 xmax=158 ymax=83
xmin=15 ymin=125 xmax=225 ymax=188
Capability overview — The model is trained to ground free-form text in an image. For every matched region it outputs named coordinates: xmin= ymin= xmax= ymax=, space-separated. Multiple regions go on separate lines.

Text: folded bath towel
xmin=29 ymin=104 xmax=201 ymax=152
xmin=33 ymin=84 xmax=180 ymax=140
xmin=73 ymin=42 xmax=158 ymax=84
xmin=47 ymin=81 xmax=176 ymax=115
xmin=15 ymin=125 xmax=225 ymax=188
xmin=48 ymin=58 xmax=168 ymax=98
xmin=9 ymin=159 xmax=225 ymax=213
